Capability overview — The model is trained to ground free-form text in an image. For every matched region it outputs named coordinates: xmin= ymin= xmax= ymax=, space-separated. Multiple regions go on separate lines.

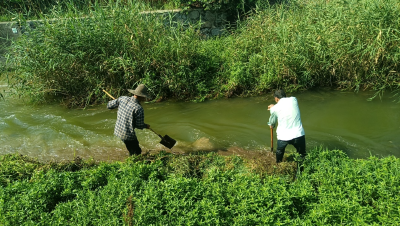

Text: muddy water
xmin=0 ymin=83 xmax=399 ymax=162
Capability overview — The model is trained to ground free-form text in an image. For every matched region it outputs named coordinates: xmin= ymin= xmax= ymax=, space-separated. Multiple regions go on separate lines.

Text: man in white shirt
xmin=268 ymin=90 xmax=306 ymax=164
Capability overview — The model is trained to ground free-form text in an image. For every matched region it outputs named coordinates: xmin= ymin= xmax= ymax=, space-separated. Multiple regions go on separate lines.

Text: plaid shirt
xmin=107 ymin=96 xmax=147 ymax=140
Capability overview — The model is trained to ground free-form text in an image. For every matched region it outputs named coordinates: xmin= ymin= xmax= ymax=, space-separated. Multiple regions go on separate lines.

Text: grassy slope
xmin=0 ymin=0 xmax=180 ymax=22
xmin=2 ymin=0 xmax=400 ymax=107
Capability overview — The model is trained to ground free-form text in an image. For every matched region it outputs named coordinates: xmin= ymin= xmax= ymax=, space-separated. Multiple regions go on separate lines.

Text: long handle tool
xmin=270 ymin=127 xmax=274 ymax=152
xmin=149 ymin=128 xmax=176 ymax=149
xmin=103 ymin=89 xmax=116 ymax=99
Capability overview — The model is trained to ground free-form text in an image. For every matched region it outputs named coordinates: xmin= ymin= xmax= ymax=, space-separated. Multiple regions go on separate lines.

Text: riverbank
xmin=1 ymin=147 xmax=399 ymax=224
xmin=0 ymin=0 xmax=180 ymax=22
xmin=2 ymin=0 xmax=400 ymax=107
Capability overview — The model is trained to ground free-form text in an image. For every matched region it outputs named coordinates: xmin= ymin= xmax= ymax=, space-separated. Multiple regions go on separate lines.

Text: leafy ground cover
xmin=1 ymin=147 xmax=399 ymax=225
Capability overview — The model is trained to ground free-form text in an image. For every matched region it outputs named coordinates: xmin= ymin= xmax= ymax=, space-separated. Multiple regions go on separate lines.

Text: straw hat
xmin=128 ymin=84 xmax=151 ymax=99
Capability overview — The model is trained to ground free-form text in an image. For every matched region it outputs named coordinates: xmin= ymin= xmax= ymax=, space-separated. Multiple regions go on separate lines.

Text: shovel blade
xmin=160 ymin=135 xmax=176 ymax=149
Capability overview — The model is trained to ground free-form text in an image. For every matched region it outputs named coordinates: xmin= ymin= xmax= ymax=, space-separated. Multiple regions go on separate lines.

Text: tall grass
xmin=0 ymin=0 xmax=180 ymax=22
xmin=221 ymin=0 xmax=400 ymax=95
xmin=3 ymin=0 xmax=400 ymax=106
xmin=6 ymin=1 xmax=218 ymax=106
xmin=1 ymin=148 xmax=399 ymax=224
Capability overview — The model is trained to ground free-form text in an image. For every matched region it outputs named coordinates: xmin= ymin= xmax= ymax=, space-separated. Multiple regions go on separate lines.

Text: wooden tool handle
xmin=103 ymin=89 xmax=115 ymax=100
xmin=270 ymin=127 xmax=274 ymax=151
xmin=149 ymin=128 xmax=163 ymax=139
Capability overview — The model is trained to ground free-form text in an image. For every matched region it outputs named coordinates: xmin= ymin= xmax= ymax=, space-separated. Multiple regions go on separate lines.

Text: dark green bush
xmin=179 ymin=0 xmax=261 ymax=21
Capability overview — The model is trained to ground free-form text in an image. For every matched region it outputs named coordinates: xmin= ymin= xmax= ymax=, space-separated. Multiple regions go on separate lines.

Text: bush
xmin=179 ymin=0 xmax=261 ymax=22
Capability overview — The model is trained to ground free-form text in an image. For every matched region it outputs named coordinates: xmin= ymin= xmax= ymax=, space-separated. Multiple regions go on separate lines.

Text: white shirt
xmin=268 ymin=97 xmax=305 ymax=141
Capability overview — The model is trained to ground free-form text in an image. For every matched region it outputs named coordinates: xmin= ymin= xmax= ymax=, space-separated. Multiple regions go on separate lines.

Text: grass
xmin=0 ymin=0 xmax=181 ymax=22
xmin=2 ymin=0 xmax=400 ymax=107
xmin=0 ymin=147 xmax=399 ymax=224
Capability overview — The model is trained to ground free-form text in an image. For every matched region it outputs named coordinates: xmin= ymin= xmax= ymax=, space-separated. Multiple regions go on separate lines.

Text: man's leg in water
xmin=123 ymin=137 xmax=142 ymax=156
xmin=292 ymin=135 xmax=306 ymax=172
xmin=276 ymin=140 xmax=289 ymax=163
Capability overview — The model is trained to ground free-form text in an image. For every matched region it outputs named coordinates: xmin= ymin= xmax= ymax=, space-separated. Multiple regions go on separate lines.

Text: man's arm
xmin=268 ymin=110 xmax=277 ymax=129
xmin=107 ymin=98 xmax=119 ymax=109
xmin=268 ymin=104 xmax=275 ymax=110
xmin=134 ymin=108 xmax=148 ymax=129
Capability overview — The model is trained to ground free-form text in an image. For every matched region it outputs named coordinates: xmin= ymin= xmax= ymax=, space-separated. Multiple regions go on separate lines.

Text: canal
xmin=1 ymin=81 xmax=399 ymax=162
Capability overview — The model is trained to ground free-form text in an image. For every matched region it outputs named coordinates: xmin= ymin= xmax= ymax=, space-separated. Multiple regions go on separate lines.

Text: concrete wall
xmin=0 ymin=22 xmax=21 ymax=64
xmin=148 ymin=9 xmax=227 ymax=37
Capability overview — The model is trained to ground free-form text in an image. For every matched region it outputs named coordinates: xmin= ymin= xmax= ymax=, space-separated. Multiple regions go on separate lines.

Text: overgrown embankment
xmin=1 ymin=148 xmax=399 ymax=224
xmin=2 ymin=0 xmax=400 ymax=106
xmin=0 ymin=0 xmax=178 ymax=22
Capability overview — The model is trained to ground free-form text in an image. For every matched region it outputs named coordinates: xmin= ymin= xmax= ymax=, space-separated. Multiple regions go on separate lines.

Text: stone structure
xmin=0 ymin=22 xmax=20 ymax=64
xmin=143 ymin=9 xmax=227 ymax=37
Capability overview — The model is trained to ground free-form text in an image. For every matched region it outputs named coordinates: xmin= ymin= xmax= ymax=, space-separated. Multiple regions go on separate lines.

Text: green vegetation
xmin=0 ymin=0 xmax=180 ymax=22
xmin=0 ymin=0 xmax=256 ymax=22
xmin=180 ymin=0 xmax=260 ymax=21
xmin=1 ymin=147 xmax=399 ymax=224
xmin=2 ymin=0 xmax=400 ymax=106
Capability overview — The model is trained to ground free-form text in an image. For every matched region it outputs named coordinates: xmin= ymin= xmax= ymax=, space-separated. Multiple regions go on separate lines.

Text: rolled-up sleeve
xmin=268 ymin=110 xmax=277 ymax=128
xmin=107 ymin=99 xmax=119 ymax=109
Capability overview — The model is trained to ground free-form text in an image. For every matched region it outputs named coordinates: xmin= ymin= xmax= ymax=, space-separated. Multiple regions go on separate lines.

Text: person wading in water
xmin=268 ymin=89 xmax=306 ymax=170
xmin=107 ymin=84 xmax=151 ymax=156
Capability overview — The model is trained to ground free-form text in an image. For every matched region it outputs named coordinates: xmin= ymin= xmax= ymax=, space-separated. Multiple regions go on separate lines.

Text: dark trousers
xmin=123 ymin=137 xmax=142 ymax=156
xmin=276 ymin=135 xmax=306 ymax=163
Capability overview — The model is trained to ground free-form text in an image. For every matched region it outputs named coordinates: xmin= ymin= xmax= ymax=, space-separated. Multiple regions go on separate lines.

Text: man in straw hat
xmin=107 ymin=84 xmax=151 ymax=156
xmin=268 ymin=89 xmax=306 ymax=169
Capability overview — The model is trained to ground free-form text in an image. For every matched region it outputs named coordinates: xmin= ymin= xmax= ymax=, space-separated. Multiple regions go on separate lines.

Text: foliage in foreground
xmin=0 ymin=147 xmax=399 ymax=225
xmin=3 ymin=0 xmax=400 ymax=106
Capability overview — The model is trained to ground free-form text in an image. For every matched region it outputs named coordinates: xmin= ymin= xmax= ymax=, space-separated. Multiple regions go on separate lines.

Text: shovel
xmin=103 ymin=89 xmax=176 ymax=149
xmin=149 ymin=128 xmax=176 ymax=149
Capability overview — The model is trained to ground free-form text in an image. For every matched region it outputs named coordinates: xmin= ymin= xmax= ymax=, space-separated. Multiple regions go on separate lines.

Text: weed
xmin=123 ymin=195 xmax=135 ymax=226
